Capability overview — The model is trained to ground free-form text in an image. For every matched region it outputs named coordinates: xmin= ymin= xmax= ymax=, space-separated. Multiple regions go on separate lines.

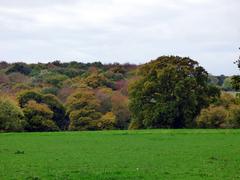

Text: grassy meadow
xmin=1 ymin=130 xmax=240 ymax=179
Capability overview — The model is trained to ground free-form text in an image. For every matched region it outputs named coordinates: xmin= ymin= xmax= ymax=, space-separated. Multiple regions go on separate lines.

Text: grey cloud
xmin=0 ymin=0 xmax=239 ymax=75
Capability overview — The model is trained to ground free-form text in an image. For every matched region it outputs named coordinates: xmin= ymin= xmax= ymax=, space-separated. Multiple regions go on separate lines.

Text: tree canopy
xmin=0 ymin=58 xmax=238 ymax=131
xmin=0 ymin=97 xmax=25 ymax=132
xmin=129 ymin=56 xmax=220 ymax=128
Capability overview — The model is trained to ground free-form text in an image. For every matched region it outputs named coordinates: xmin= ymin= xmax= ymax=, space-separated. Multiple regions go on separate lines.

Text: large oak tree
xmin=129 ymin=56 xmax=220 ymax=129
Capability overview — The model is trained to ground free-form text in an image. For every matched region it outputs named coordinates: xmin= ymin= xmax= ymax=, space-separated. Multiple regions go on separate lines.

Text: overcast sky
xmin=0 ymin=0 xmax=239 ymax=75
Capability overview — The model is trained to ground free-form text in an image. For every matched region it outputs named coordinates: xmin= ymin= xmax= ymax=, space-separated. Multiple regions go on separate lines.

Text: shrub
xmin=41 ymin=87 xmax=59 ymax=95
xmin=58 ymin=68 xmax=83 ymax=78
xmin=32 ymin=70 xmax=68 ymax=87
xmin=95 ymin=88 xmax=113 ymax=113
xmin=68 ymin=109 xmax=101 ymax=130
xmin=42 ymin=94 xmax=67 ymax=130
xmin=23 ymin=100 xmax=53 ymax=119
xmin=111 ymin=93 xmax=131 ymax=129
xmin=222 ymin=77 xmax=233 ymax=91
xmin=196 ymin=105 xmax=228 ymax=128
xmin=227 ymin=105 xmax=240 ymax=128
xmin=8 ymin=73 xmax=30 ymax=83
xmin=128 ymin=119 xmax=143 ymax=130
xmin=66 ymin=90 xmax=102 ymax=130
xmin=13 ymin=83 xmax=31 ymax=92
xmin=0 ymin=73 xmax=9 ymax=84
xmin=197 ymin=93 xmax=240 ymax=128
xmin=0 ymin=97 xmax=25 ymax=132
xmin=215 ymin=93 xmax=236 ymax=108
xmin=98 ymin=112 xmax=116 ymax=130
xmin=18 ymin=90 xmax=43 ymax=108
xmin=23 ymin=100 xmax=58 ymax=131
xmin=18 ymin=90 xmax=66 ymax=130
xmin=57 ymin=87 xmax=75 ymax=102
xmin=84 ymin=73 xmax=110 ymax=88
xmin=6 ymin=63 xmax=32 ymax=75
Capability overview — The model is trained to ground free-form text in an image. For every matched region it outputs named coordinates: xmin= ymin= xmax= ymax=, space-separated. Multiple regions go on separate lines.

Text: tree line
xmin=0 ymin=55 xmax=239 ymax=132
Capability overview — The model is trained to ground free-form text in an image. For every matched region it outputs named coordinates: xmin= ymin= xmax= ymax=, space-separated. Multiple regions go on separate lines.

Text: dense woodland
xmin=0 ymin=55 xmax=239 ymax=132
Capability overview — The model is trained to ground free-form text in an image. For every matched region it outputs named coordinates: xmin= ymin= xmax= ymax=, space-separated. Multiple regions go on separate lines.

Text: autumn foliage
xmin=0 ymin=57 xmax=239 ymax=132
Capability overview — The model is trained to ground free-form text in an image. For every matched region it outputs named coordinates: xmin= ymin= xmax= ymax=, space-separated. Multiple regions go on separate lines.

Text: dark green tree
xmin=129 ymin=56 xmax=220 ymax=129
xmin=23 ymin=100 xmax=59 ymax=131
xmin=6 ymin=63 xmax=32 ymax=75
xmin=42 ymin=94 xmax=67 ymax=130
xmin=18 ymin=90 xmax=66 ymax=130
xmin=18 ymin=91 xmax=43 ymax=108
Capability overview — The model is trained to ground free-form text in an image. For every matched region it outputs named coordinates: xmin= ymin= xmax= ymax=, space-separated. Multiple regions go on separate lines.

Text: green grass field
xmin=1 ymin=130 xmax=240 ymax=180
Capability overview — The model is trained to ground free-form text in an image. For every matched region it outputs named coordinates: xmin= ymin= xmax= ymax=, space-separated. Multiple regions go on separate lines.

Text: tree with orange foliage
xmin=66 ymin=90 xmax=102 ymax=130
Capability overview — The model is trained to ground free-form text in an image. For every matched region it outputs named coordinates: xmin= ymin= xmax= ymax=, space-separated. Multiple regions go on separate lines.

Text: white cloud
xmin=0 ymin=0 xmax=239 ymax=75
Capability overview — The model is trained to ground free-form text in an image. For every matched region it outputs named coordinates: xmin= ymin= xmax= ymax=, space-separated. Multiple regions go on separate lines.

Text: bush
xmin=18 ymin=90 xmax=66 ymax=130
xmin=68 ymin=109 xmax=101 ymax=130
xmin=32 ymin=70 xmax=68 ymax=87
xmin=23 ymin=100 xmax=53 ymax=119
xmin=13 ymin=83 xmax=31 ymax=92
xmin=196 ymin=106 xmax=228 ymax=128
xmin=128 ymin=119 xmax=143 ymax=130
xmin=42 ymin=94 xmax=67 ymax=130
xmin=222 ymin=77 xmax=233 ymax=91
xmin=57 ymin=68 xmax=83 ymax=78
xmin=66 ymin=90 xmax=102 ymax=130
xmin=18 ymin=90 xmax=43 ymax=108
xmin=97 ymin=112 xmax=116 ymax=130
xmin=85 ymin=73 xmax=110 ymax=88
xmin=197 ymin=93 xmax=240 ymax=128
xmin=227 ymin=105 xmax=240 ymax=128
xmin=23 ymin=100 xmax=58 ymax=131
xmin=111 ymin=93 xmax=130 ymax=129
xmin=95 ymin=88 xmax=113 ymax=113
xmin=6 ymin=63 xmax=32 ymax=75
xmin=0 ymin=98 xmax=25 ymax=132
xmin=215 ymin=93 xmax=236 ymax=108
xmin=8 ymin=73 xmax=30 ymax=83
xmin=41 ymin=87 xmax=59 ymax=95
